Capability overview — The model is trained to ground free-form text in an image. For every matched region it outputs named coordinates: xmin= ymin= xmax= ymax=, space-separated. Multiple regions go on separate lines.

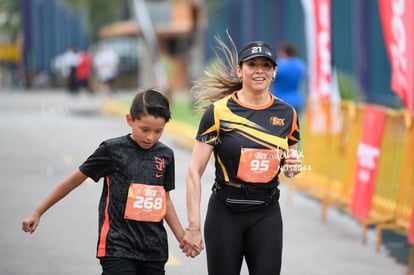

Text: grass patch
xmin=117 ymin=96 xmax=201 ymax=128
xmin=170 ymin=97 xmax=202 ymax=128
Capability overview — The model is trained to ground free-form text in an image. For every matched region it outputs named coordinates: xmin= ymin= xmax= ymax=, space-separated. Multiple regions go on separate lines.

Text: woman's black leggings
xmin=204 ymin=193 xmax=283 ymax=275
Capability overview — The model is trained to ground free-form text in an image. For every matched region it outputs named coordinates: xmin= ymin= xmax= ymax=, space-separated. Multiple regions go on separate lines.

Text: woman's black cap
xmin=238 ymin=41 xmax=277 ymax=66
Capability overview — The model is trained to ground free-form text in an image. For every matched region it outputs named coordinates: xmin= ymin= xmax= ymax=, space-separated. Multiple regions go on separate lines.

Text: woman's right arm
xmin=180 ymin=140 xmax=214 ymax=257
xmin=22 ymin=169 xmax=88 ymax=234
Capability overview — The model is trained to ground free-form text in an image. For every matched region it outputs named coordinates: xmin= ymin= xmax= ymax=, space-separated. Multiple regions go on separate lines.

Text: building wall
xmin=21 ymin=0 xmax=88 ymax=73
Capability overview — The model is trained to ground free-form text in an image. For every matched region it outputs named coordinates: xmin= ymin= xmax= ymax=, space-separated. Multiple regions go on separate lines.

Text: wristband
xmin=185 ymin=227 xmax=200 ymax=231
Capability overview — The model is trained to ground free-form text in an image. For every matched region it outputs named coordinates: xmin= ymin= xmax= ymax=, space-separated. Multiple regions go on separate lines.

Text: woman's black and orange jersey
xmin=196 ymin=92 xmax=300 ymax=189
xmin=79 ymin=134 xmax=175 ymax=262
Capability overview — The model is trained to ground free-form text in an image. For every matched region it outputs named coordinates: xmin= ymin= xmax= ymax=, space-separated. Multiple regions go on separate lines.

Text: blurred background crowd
xmin=0 ymin=0 xmax=407 ymax=111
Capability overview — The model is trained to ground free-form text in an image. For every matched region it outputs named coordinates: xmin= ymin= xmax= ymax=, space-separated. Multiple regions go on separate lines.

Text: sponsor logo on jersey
xmin=154 ymin=157 xmax=165 ymax=178
xmin=270 ymin=116 xmax=285 ymax=126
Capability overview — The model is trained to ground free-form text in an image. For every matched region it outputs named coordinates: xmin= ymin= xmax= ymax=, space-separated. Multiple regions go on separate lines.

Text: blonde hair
xmin=191 ymin=33 xmax=242 ymax=111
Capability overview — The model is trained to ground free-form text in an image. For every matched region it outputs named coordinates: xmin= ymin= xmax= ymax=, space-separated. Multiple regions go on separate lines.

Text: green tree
xmin=0 ymin=0 xmax=20 ymax=41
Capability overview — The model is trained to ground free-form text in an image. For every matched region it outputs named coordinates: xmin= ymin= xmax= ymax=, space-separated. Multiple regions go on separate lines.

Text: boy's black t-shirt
xmin=79 ymin=134 xmax=175 ymax=262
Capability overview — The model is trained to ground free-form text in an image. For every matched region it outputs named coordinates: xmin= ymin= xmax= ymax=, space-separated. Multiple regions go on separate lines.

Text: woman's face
xmin=238 ymin=57 xmax=277 ymax=92
xmin=126 ymin=114 xmax=166 ymax=149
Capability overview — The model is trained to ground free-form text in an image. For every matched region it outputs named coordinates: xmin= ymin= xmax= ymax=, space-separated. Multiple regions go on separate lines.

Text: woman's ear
xmin=272 ymin=70 xmax=276 ymax=81
xmin=235 ymin=67 xmax=242 ymax=80
xmin=235 ymin=65 xmax=241 ymax=75
xmin=273 ymin=66 xmax=278 ymax=78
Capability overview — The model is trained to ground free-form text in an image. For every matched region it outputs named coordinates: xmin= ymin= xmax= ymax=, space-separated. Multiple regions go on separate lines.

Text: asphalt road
xmin=0 ymin=89 xmax=408 ymax=275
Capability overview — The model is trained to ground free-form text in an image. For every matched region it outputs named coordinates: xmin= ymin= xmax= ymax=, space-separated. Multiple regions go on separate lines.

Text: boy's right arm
xmin=22 ymin=169 xmax=88 ymax=234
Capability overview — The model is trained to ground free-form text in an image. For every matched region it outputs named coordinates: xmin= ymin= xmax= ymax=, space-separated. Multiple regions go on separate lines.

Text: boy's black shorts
xmin=100 ymin=257 xmax=166 ymax=275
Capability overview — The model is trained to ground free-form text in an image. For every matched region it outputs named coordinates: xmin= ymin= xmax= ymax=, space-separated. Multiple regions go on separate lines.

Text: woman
xmin=180 ymin=35 xmax=302 ymax=275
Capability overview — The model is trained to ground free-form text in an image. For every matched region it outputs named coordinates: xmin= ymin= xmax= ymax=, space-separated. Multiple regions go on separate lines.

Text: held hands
xmin=179 ymin=227 xmax=204 ymax=258
xmin=283 ymin=149 xmax=302 ymax=178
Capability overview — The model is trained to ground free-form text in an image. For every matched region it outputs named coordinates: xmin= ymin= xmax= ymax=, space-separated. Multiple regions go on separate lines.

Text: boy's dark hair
xmin=130 ymin=89 xmax=171 ymax=122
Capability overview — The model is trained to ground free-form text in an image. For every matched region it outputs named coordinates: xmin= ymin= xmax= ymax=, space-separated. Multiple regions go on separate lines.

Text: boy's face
xmin=126 ymin=114 xmax=166 ymax=149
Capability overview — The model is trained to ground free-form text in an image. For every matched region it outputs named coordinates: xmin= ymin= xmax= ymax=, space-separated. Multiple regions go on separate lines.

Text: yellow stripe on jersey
xmin=216 ymin=155 xmax=230 ymax=182
xmin=200 ymin=124 xmax=220 ymax=144
xmin=221 ymin=121 xmax=288 ymax=151
xmin=214 ymin=96 xmax=289 ymax=151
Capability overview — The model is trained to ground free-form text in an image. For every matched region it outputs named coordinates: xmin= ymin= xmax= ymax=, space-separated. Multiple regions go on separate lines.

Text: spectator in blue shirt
xmin=270 ymin=42 xmax=307 ymax=115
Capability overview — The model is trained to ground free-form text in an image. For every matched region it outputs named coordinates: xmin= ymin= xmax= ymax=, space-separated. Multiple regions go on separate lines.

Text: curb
xmin=103 ymin=98 xmax=196 ymax=151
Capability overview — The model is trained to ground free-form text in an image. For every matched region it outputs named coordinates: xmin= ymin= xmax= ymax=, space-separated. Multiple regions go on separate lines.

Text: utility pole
xmin=21 ymin=0 xmax=32 ymax=88
xmin=130 ymin=0 xmax=168 ymax=92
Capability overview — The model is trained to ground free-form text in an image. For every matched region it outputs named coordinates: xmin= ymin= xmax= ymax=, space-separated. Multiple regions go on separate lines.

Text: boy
xmin=22 ymin=89 xmax=193 ymax=274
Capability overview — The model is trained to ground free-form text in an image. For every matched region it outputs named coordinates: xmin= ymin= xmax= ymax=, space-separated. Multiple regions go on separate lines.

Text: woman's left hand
xmin=283 ymin=148 xmax=302 ymax=178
